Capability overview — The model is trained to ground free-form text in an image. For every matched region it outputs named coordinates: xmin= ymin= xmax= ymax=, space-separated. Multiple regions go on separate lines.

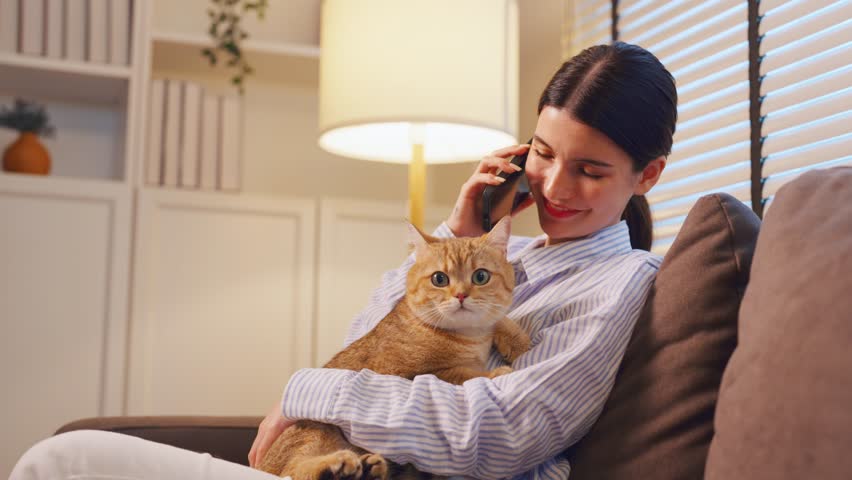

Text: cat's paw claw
xmin=488 ymin=366 xmax=513 ymax=378
xmin=359 ymin=453 xmax=388 ymax=480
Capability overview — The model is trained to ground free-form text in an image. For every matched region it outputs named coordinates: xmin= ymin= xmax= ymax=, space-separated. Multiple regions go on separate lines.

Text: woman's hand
xmin=248 ymin=402 xmax=296 ymax=468
xmin=446 ymin=143 xmax=535 ymax=237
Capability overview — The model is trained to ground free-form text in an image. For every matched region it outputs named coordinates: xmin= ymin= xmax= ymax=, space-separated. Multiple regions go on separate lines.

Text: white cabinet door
xmin=127 ymin=188 xmax=315 ymax=416
xmin=0 ymin=175 xmax=131 ymax=478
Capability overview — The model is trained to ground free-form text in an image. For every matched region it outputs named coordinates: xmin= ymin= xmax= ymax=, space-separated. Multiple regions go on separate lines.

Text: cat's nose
xmin=457 ymin=294 xmax=467 ymax=304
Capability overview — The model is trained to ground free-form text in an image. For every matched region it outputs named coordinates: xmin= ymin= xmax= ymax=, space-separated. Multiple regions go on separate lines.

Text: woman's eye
xmin=471 ymin=269 xmax=491 ymax=286
xmin=582 ymin=169 xmax=603 ymax=179
xmin=431 ymin=271 xmax=449 ymax=287
xmin=535 ymin=150 xmax=553 ymax=159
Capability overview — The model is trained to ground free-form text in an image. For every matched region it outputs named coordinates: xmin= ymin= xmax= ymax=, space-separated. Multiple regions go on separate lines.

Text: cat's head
xmin=405 ymin=217 xmax=514 ymax=336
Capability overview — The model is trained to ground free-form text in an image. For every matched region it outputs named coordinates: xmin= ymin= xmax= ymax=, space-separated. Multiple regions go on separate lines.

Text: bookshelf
xmin=1 ymin=5 xmax=322 ymax=477
xmin=0 ymin=0 xmax=321 ymax=191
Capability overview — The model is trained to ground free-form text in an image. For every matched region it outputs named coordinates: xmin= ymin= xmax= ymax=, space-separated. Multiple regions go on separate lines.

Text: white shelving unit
xmin=0 ymin=1 xmax=322 ymax=477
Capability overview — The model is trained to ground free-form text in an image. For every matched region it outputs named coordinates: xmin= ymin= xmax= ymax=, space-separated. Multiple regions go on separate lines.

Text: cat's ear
xmin=485 ymin=216 xmax=511 ymax=254
xmin=406 ymin=221 xmax=435 ymax=256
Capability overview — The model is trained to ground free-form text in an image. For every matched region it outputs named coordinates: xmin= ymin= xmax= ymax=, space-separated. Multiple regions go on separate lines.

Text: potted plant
xmin=0 ymin=98 xmax=56 ymax=175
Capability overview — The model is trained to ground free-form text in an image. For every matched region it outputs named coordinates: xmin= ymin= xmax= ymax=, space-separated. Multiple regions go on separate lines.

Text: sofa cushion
xmin=565 ymin=192 xmax=761 ymax=479
xmin=705 ymin=167 xmax=852 ymax=479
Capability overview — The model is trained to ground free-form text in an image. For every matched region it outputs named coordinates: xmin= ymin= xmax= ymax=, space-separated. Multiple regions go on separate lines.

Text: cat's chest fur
xmin=324 ymin=299 xmax=496 ymax=379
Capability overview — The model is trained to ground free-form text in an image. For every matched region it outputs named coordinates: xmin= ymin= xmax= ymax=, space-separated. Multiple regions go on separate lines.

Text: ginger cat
xmin=257 ymin=216 xmax=530 ymax=480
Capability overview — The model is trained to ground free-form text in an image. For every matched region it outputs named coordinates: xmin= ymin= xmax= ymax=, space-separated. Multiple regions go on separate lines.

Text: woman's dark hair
xmin=537 ymin=41 xmax=677 ymax=251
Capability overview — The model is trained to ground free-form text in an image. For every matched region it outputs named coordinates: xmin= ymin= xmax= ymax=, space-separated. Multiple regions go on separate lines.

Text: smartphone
xmin=480 ymin=139 xmax=533 ymax=232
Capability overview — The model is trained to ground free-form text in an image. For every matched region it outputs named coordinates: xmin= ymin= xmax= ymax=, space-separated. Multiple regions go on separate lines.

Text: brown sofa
xmin=57 ymin=167 xmax=852 ymax=479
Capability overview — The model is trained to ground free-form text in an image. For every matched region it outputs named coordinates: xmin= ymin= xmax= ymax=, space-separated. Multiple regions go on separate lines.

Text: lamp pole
xmin=408 ymin=143 xmax=425 ymax=229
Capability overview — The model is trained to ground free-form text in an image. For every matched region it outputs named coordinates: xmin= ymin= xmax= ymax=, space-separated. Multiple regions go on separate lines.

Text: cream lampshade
xmin=318 ymin=0 xmax=519 ymax=228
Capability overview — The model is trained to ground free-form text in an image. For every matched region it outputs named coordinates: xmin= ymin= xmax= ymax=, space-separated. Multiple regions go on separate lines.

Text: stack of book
xmin=0 ymin=0 xmax=132 ymax=65
xmin=146 ymin=79 xmax=243 ymax=192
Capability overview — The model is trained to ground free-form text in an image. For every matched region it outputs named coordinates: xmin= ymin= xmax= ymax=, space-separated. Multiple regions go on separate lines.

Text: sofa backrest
xmin=705 ymin=167 xmax=852 ymax=479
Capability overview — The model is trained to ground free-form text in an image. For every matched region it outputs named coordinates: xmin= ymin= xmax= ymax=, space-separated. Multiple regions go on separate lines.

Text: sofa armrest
xmin=55 ymin=416 xmax=263 ymax=466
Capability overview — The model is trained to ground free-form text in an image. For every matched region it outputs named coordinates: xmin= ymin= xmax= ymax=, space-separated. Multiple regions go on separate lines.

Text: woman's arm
xmin=283 ymin=257 xmax=658 ymax=478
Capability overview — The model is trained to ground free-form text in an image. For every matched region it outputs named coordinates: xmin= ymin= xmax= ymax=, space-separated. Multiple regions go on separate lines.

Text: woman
xmin=11 ymin=41 xmax=675 ymax=480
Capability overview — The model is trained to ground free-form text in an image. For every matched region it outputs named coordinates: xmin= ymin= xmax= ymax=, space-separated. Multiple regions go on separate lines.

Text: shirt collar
xmin=510 ymin=220 xmax=633 ymax=284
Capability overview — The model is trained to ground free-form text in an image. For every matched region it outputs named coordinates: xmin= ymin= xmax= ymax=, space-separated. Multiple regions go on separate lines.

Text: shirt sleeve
xmin=282 ymin=256 xmax=658 ymax=478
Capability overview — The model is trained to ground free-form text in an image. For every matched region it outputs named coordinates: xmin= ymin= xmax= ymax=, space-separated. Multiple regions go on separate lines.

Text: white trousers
xmin=9 ymin=430 xmax=290 ymax=480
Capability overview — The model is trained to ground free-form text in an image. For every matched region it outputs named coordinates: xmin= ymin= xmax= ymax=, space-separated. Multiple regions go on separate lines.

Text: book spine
xmin=45 ymin=0 xmax=64 ymax=58
xmin=199 ymin=93 xmax=220 ymax=190
xmin=20 ymin=0 xmax=45 ymax=56
xmin=108 ymin=0 xmax=129 ymax=65
xmin=162 ymin=79 xmax=182 ymax=188
xmin=64 ymin=0 xmax=86 ymax=61
xmin=86 ymin=0 xmax=106 ymax=62
xmin=179 ymin=82 xmax=202 ymax=189
xmin=145 ymin=78 xmax=165 ymax=186
xmin=219 ymin=95 xmax=243 ymax=192
xmin=0 ymin=0 xmax=19 ymax=53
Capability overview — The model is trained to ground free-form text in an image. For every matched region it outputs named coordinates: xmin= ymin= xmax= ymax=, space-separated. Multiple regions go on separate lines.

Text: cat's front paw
xmin=494 ymin=319 xmax=532 ymax=363
xmin=359 ymin=453 xmax=388 ymax=480
xmin=503 ymin=330 xmax=531 ymax=363
xmin=487 ymin=366 xmax=513 ymax=379
xmin=291 ymin=449 xmax=362 ymax=480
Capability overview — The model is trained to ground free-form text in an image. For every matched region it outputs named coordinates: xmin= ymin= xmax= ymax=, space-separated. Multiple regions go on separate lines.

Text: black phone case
xmin=481 ymin=139 xmax=532 ymax=232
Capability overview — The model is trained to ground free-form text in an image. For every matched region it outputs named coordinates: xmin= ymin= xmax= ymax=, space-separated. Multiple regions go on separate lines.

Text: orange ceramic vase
xmin=2 ymin=132 xmax=51 ymax=175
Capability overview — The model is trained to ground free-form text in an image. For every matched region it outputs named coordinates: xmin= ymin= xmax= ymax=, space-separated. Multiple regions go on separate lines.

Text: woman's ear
xmin=634 ymin=157 xmax=666 ymax=196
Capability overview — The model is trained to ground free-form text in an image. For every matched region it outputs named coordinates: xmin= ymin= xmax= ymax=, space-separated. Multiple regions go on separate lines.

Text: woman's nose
xmin=543 ymin=165 xmax=575 ymax=201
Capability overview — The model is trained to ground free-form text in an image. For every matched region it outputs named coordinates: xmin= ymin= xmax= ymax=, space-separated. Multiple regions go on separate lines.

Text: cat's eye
xmin=431 ymin=271 xmax=449 ymax=287
xmin=472 ymin=269 xmax=491 ymax=285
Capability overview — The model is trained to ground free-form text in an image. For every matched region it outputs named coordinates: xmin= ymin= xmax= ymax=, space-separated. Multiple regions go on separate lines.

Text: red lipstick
xmin=544 ymin=200 xmax=582 ymax=219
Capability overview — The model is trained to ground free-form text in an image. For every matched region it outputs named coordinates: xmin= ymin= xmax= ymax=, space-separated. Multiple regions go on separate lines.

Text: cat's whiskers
xmin=474 ymin=300 xmax=511 ymax=318
xmin=418 ymin=305 xmax=446 ymax=331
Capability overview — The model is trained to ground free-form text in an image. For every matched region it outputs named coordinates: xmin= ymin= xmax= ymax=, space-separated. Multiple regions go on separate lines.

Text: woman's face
xmin=526 ymin=106 xmax=665 ymax=246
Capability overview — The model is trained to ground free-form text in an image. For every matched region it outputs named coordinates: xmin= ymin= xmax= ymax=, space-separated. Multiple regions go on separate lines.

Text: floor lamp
xmin=317 ymin=0 xmax=519 ymax=229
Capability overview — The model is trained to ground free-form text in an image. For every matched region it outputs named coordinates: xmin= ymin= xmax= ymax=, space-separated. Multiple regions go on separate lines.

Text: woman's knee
xmin=10 ymin=430 xmax=118 ymax=480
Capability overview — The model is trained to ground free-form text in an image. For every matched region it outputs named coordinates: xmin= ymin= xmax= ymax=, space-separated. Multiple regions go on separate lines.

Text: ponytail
xmin=621 ymin=194 xmax=653 ymax=251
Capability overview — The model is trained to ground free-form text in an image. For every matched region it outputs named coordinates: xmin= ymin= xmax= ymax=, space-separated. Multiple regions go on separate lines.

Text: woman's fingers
xmin=255 ymin=418 xmax=295 ymax=467
xmin=248 ymin=433 xmax=259 ymax=466
xmin=476 ymin=157 xmax=522 ymax=173
xmin=477 ymin=155 xmax=524 ymax=175
xmin=491 ymin=143 xmax=531 ymax=158
xmin=446 ymin=143 xmax=530 ymax=238
xmin=462 ymin=172 xmax=507 ymax=197
xmin=254 ymin=430 xmax=273 ymax=468
xmin=249 ymin=403 xmax=277 ymax=468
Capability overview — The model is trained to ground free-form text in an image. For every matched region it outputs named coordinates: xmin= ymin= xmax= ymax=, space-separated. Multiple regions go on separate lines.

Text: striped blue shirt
xmin=282 ymin=220 xmax=661 ymax=479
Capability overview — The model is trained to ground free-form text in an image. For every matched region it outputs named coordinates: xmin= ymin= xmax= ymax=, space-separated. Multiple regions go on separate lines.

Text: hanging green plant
xmin=201 ymin=0 xmax=269 ymax=95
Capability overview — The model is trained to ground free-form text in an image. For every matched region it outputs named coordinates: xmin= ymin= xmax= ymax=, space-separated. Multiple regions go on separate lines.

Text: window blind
xmin=563 ymin=0 xmax=612 ymax=59
xmin=758 ymin=0 xmax=852 ymax=214
xmin=564 ymin=1 xmax=850 ymax=253
xmin=618 ymin=0 xmax=751 ymax=255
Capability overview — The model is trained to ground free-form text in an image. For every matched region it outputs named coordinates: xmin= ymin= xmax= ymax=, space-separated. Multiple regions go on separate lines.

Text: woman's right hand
xmin=446 ymin=143 xmax=534 ymax=237
xmin=248 ymin=402 xmax=295 ymax=468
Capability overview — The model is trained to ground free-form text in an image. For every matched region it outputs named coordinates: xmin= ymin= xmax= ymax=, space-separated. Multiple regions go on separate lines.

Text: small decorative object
xmin=0 ymin=98 xmax=56 ymax=175
xmin=201 ymin=0 xmax=269 ymax=95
